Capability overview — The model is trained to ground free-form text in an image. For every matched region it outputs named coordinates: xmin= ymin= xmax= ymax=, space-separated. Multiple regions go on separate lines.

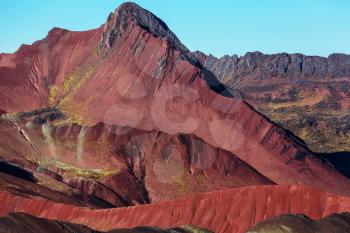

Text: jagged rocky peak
xmin=100 ymin=2 xmax=188 ymax=53
xmin=193 ymin=51 xmax=350 ymax=80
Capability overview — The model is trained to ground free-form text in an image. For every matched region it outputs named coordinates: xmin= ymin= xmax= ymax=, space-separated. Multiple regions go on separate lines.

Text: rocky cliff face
xmin=101 ymin=2 xmax=188 ymax=54
xmin=193 ymin=51 xmax=350 ymax=153
xmin=193 ymin=51 xmax=350 ymax=81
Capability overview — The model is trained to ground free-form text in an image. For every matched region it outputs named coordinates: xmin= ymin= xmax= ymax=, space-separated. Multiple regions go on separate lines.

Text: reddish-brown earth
xmin=0 ymin=109 xmax=272 ymax=207
xmin=1 ymin=2 xmax=350 ymax=233
xmin=2 ymin=185 xmax=350 ymax=233
xmin=0 ymin=2 xmax=349 ymax=199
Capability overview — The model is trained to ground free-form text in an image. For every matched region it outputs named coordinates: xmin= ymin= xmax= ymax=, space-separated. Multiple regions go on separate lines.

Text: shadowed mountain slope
xmin=0 ymin=212 xmax=212 ymax=233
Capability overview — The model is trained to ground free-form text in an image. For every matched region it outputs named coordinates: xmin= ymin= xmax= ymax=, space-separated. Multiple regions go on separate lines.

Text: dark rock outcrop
xmin=0 ymin=212 xmax=213 ymax=233
xmin=101 ymin=2 xmax=188 ymax=53
xmin=247 ymin=212 xmax=350 ymax=233
xmin=193 ymin=51 xmax=350 ymax=83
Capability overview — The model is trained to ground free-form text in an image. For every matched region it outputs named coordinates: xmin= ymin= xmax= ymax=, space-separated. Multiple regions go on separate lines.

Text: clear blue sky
xmin=1 ymin=0 xmax=349 ymax=57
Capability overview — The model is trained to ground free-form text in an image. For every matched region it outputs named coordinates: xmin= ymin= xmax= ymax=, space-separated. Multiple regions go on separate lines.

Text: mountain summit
xmin=101 ymin=2 xmax=188 ymax=53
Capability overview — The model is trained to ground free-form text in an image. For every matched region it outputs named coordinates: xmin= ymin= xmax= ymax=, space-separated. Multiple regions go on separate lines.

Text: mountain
xmin=1 ymin=2 xmax=350 ymax=198
xmin=1 ymin=2 xmax=350 ymax=233
xmin=192 ymin=51 xmax=350 ymax=153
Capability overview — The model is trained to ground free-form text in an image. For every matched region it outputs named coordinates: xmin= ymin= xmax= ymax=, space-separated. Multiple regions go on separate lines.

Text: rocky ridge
xmin=193 ymin=51 xmax=350 ymax=82
xmin=2 ymin=185 xmax=350 ymax=233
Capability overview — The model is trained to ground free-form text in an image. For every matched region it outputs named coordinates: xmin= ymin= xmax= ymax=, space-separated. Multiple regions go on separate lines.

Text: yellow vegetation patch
xmin=55 ymin=67 xmax=96 ymax=125
xmin=58 ymin=95 xmax=94 ymax=126
xmin=268 ymin=94 xmax=326 ymax=109
xmin=48 ymin=85 xmax=58 ymax=106
xmin=61 ymin=68 xmax=95 ymax=98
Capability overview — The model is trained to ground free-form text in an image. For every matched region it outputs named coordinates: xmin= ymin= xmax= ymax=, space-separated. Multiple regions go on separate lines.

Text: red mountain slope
xmin=1 ymin=185 xmax=350 ymax=233
xmin=0 ymin=3 xmax=349 ymax=196
xmin=1 ymin=2 xmax=350 ymax=233
xmin=0 ymin=111 xmax=271 ymax=206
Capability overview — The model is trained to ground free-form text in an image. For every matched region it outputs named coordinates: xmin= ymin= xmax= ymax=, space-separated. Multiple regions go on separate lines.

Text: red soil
xmin=0 ymin=2 xmax=350 ymax=197
xmin=1 ymin=185 xmax=350 ymax=233
xmin=1 ymin=3 xmax=350 ymax=233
